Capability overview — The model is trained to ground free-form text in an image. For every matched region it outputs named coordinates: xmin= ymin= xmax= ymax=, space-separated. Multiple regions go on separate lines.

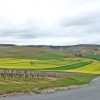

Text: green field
xmin=83 ymin=54 xmax=100 ymax=60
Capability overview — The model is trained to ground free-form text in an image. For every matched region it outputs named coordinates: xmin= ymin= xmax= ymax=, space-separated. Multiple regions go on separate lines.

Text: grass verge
xmin=0 ymin=75 xmax=94 ymax=95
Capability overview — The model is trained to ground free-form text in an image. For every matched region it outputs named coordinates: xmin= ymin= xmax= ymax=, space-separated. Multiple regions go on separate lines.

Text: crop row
xmin=37 ymin=61 xmax=92 ymax=71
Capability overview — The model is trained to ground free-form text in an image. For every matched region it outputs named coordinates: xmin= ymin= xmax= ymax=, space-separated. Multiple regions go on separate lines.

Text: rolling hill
xmin=0 ymin=44 xmax=99 ymax=59
xmin=0 ymin=44 xmax=100 ymax=74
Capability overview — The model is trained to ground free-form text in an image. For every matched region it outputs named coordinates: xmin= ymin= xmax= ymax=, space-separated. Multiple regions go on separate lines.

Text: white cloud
xmin=0 ymin=0 xmax=100 ymax=45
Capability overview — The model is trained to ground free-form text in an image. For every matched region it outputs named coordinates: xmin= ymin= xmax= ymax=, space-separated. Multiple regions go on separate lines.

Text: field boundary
xmin=0 ymin=68 xmax=98 ymax=77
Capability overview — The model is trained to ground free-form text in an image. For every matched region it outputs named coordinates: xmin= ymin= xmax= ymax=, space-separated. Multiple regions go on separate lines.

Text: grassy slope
xmin=0 ymin=46 xmax=65 ymax=60
xmin=0 ymin=76 xmax=93 ymax=95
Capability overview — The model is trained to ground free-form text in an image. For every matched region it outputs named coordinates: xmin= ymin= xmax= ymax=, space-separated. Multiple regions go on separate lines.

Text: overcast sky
xmin=0 ymin=0 xmax=100 ymax=45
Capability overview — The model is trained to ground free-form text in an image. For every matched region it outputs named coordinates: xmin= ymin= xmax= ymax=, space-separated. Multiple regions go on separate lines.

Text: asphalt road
xmin=1 ymin=76 xmax=100 ymax=100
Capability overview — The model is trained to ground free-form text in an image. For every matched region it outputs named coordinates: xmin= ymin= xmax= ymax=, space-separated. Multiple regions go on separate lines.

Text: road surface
xmin=0 ymin=76 xmax=100 ymax=100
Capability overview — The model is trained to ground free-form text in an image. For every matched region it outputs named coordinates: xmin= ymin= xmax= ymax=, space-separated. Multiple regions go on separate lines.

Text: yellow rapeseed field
xmin=66 ymin=60 xmax=100 ymax=74
xmin=0 ymin=57 xmax=90 ymax=70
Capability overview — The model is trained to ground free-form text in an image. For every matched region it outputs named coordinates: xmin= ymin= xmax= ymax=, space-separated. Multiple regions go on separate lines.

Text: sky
xmin=0 ymin=0 xmax=100 ymax=45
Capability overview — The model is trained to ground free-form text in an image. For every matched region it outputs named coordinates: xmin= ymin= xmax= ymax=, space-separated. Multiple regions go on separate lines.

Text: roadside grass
xmin=0 ymin=75 xmax=94 ymax=95
xmin=37 ymin=76 xmax=94 ymax=90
